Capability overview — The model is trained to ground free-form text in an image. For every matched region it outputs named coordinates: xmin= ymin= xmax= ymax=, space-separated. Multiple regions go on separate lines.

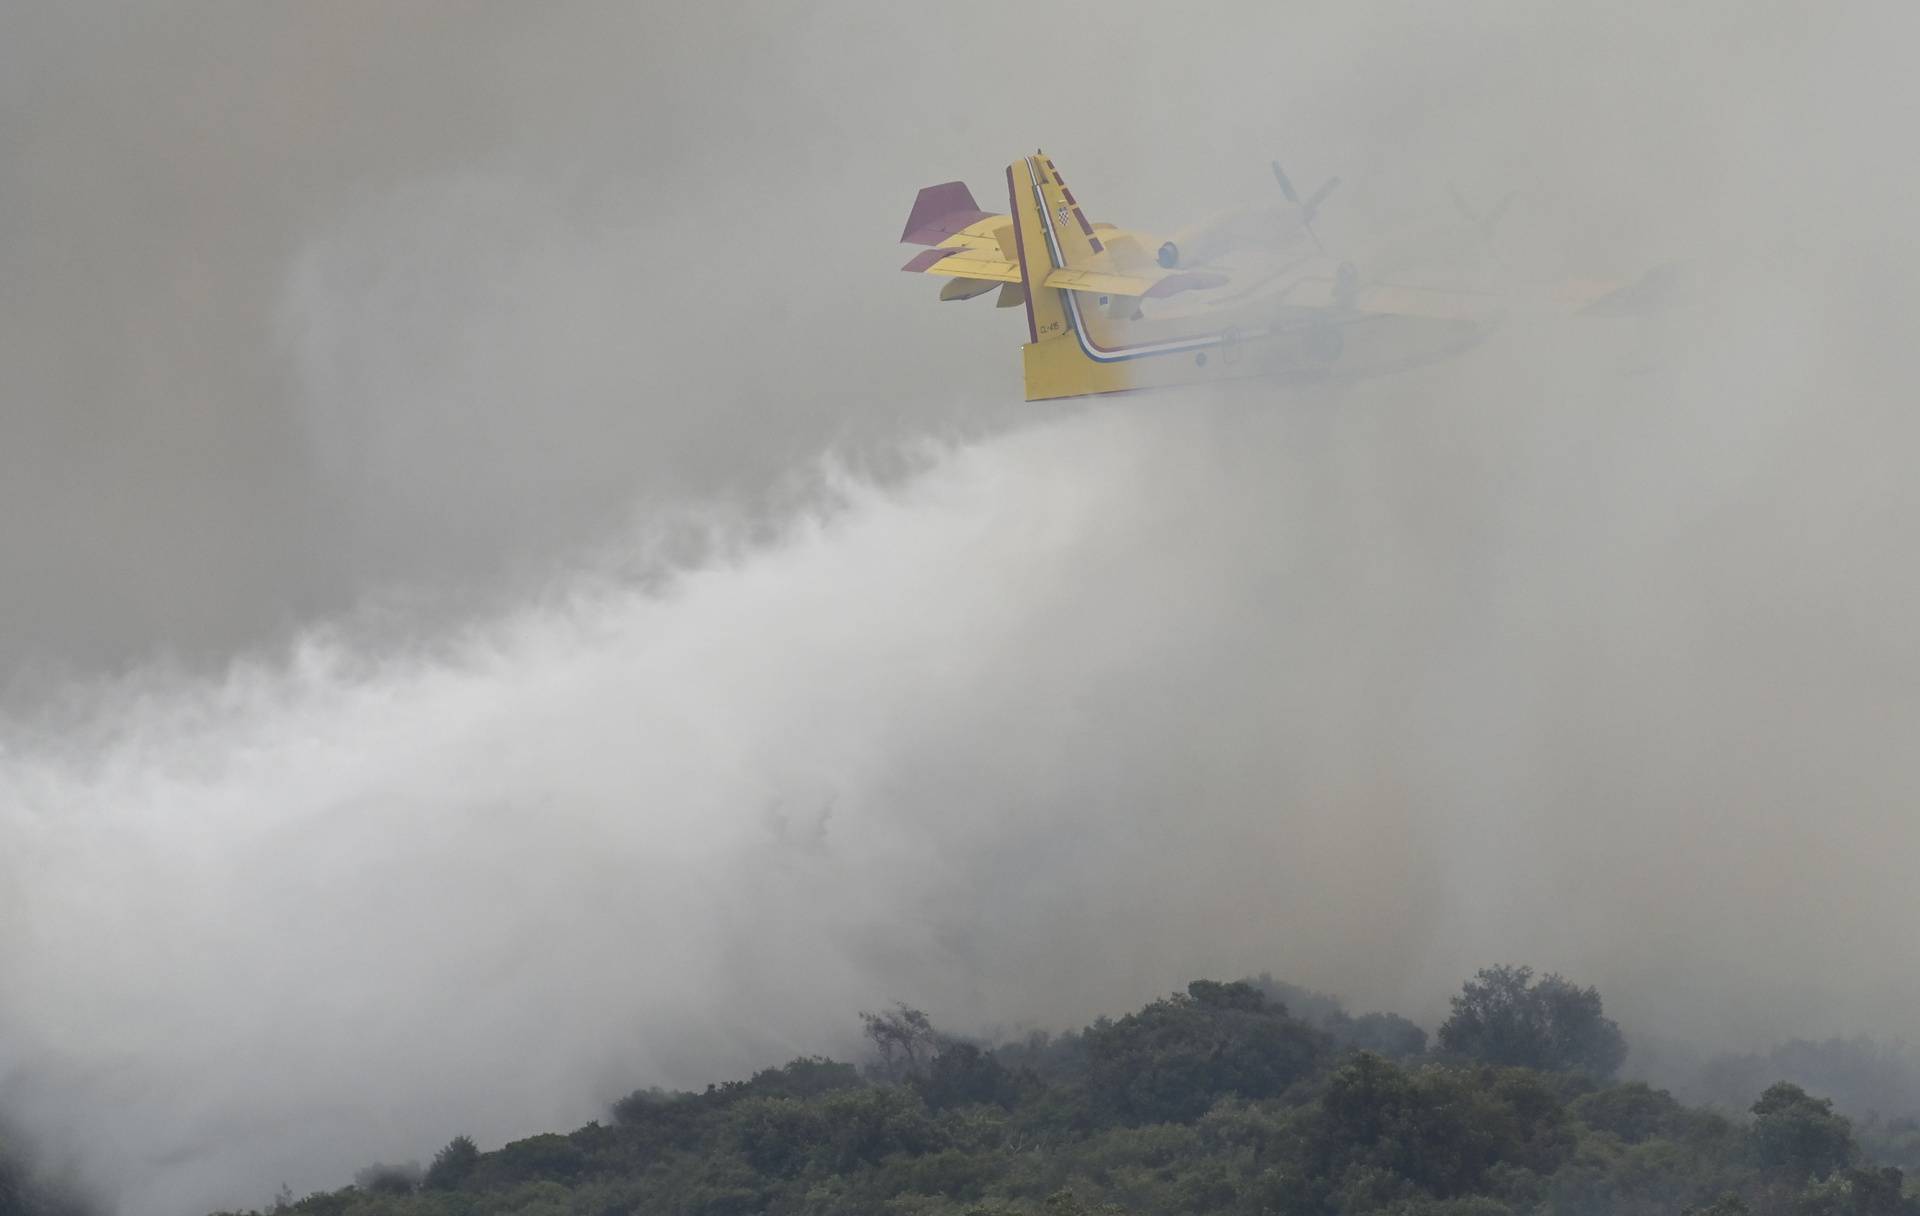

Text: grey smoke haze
xmin=3 ymin=3 xmax=1919 ymax=1212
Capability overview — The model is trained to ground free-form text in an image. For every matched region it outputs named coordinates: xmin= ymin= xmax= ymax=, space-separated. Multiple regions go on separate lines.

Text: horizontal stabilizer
xmin=900 ymin=246 xmax=1021 ymax=282
xmin=901 ymin=181 xmax=995 ymax=245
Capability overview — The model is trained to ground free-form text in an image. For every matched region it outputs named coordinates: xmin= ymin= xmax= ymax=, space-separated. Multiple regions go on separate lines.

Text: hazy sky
xmin=3 ymin=4 xmax=1919 ymax=1213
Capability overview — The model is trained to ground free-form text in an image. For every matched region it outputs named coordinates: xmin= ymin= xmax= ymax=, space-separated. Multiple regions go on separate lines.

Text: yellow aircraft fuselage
xmin=901 ymin=151 xmax=1646 ymax=402
xmin=1004 ymin=153 xmax=1491 ymax=401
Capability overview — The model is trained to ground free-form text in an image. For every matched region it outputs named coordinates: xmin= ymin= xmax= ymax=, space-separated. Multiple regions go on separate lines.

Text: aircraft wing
xmin=1040 ymin=267 xmax=1229 ymax=298
xmin=1242 ymin=267 xmax=1508 ymax=323
xmin=1350 ymin=280 xmax=1504 ymax=322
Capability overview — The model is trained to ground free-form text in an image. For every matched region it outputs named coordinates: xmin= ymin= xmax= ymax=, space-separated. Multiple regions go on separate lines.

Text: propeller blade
xmin=1302 ymin=176 xmax=1342 ymax=223
xmin=1270 ymin=160 xmax=1300 ymax=205
xmin=1447 ymin=181 xmax=1483 ymax=230
xmin=1483 ymin=191 xmax=1517 ymax=231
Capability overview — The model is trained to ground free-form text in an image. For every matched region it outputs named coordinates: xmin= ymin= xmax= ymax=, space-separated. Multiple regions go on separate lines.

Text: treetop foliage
xmin=1437 ymin=965 xmax=1628 ymax=1078
xmin=1254 ymin=974 xmax=1430 ymax=1060
xmin=1750 ymin=1082 xmax=1857 ymax=1181
xmin=421 ymin=1136 xmax=478 ymax=1192
xmin=862 ymin=1004 xmax=944 ymax=1083
xmin=194 ymin=966 xmax=1920 ymax=1216
xmin=1083 ymin=980 xmax=1326 ymax=1123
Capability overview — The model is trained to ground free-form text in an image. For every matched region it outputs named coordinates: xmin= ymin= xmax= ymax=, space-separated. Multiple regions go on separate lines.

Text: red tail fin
xmin=900 ymin=182 xmax=993 ymax=245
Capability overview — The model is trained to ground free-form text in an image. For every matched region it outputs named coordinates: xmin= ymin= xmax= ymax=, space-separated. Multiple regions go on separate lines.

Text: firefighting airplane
xmin=899 ymin=150 xmax=1664 ymax=401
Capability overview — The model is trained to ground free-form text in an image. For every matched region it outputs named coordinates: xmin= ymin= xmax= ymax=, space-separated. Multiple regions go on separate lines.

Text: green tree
xmin=1571 ymin=1082 xmax=1686 ymax=1144
xmin=1682 ymin=1193 xmax=1751 ymax=1216
xmin=1437 ymin=966 xmax=1627 ymax=1078
xmin=741 ymin=1056 xmax=862 ymax=1102
xmin=1794 ymin=1166 xmax=1912 ymax=1216
xmin=1034 ymin=1188 xmax=1132 ymax=1216
xmin=817 ymin=1085 xmax=945 ymax=1170
xmin=729 ymin=1096 xmax=829 ymax=1177
xmin=917 ymin=1042 xmax=1021 ymax=1111
xmin=1084 ymin=980 xmax=1326 ymax=1124
xmin=423 ymin=1134 xmax=480 ymax=1191
xmin=480 ymin=1132 xmax=588 ymax=1187
xmin=862 ymin=1004 xmax=944 ymax=1082
xmin=1255 ymin=975 xmax=1430 ymax=1059
xmin=1749 ymin=1082 xmax=1855 ymax=1181
xmin=1312 ymin=1053 xmax=1575 ymax=1199
xmin=1346 ymin=1011 xmax=1430 ymax=1060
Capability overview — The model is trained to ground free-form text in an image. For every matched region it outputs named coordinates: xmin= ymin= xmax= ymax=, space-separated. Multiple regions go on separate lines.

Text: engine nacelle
xmin=1160 ymin=207 xmax=1307 ymax=271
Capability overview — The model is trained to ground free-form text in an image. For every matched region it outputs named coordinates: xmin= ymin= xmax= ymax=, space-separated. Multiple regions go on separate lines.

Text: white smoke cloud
xmin=0 ymin=397 xmax=1416 ymax=1209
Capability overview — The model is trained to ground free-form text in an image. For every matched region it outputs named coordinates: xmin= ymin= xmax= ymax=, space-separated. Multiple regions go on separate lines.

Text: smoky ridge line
xmin=5 ymin=311 xmax=1919 ymax=1212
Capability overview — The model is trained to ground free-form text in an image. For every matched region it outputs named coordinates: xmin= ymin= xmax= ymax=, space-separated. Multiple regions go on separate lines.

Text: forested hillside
xmin=88 ymin=968 xmax=1920 ymax=1216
